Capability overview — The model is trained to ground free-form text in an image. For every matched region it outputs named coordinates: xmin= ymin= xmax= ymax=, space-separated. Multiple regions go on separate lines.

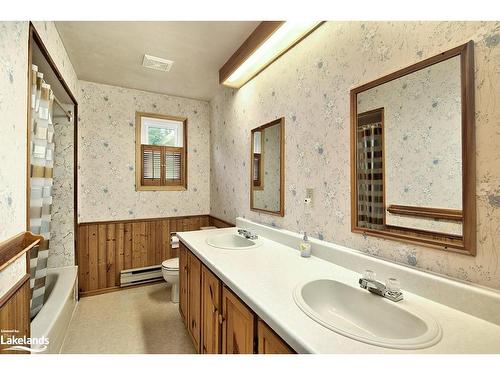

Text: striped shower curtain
xmin=29 ymin=64 xmax=55 ymax=319
xmin=357 ymin=122 xmax=384 ymax=230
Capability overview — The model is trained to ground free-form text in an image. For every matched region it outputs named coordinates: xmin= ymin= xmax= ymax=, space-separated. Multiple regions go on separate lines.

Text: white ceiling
xmin=55 ymin=21 xmax=260 ymax=101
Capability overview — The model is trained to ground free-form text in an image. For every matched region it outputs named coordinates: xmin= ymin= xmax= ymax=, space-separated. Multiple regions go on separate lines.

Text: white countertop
xmin=177 ymin=226 xmax=500 ymax=353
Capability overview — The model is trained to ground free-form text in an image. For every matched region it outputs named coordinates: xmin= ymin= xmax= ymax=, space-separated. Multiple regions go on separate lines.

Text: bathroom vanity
xmin=179 ymin=240 xmax=294 ymax=354
xmin=177 ymin=218 xmax=500 ymax=354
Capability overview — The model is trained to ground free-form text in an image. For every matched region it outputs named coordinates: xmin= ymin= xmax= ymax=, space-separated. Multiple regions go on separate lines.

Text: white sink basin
xmin=206 ymin=233 xmax=263 ymax=250
xmin=293 ymin=279 xmax=441 ymax=349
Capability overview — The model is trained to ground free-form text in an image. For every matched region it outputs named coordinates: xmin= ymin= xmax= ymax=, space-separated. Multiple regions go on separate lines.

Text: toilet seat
xmin=162 ymin=258 xmax=179 ymax=270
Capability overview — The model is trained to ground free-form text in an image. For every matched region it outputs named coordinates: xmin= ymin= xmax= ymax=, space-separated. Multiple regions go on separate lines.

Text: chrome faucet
xmin=237 ymin=229 xmax=258 ymax=240
xmin=359 ymin=270 xmax=403 ymax=302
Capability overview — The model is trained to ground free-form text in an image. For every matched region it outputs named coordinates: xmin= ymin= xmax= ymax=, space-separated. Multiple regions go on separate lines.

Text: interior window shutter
xmin=141 ymin=145 xmax=162 ymax=186
xmin=164 ymin=146 xmax=183 ymax=186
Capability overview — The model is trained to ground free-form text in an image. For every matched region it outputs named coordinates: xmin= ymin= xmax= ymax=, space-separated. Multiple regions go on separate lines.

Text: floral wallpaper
xmin=50 ymin=103 xmax=75 ymax=268
xmin=0 ymin=22 xmax=77 ymax=270
xmin=78 ymin=80 xmax=210 ymax=223
xmin=210 ymin=21 xmax=500 ymax=290
xmin=253 ymin=123 xmax=281 ymax=212
xmin=0 ymin=256 xmax=26 ymax=301
xmin=0 ymin=21 xmax=78 ymax=294
xmin=357 ymin=55 xmax=462 ymax=235
xmin=0 ymin=22 xmax=28 ymax=242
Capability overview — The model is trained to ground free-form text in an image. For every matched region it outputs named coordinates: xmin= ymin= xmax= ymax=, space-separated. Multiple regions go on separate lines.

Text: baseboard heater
xmin=120 ymin=265 xmax=163 ymax=287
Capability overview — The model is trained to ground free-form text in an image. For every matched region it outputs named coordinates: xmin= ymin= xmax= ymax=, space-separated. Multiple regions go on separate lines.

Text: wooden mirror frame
xmin=350 ymin=41 xmax=476 ymax=256
xmin=250 ymin=117 xmax=285 ymax=217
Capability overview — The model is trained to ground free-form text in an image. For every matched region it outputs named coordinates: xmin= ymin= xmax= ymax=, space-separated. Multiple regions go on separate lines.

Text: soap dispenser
xmin=299 ymin=232 xmax=312 ymax=258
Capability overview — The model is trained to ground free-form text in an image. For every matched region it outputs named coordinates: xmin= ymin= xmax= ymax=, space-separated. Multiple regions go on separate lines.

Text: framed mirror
xmin=350 ymin=41 xmax=476 ymax=255
xmin=250 ymin=117 xmax=285 ymax=216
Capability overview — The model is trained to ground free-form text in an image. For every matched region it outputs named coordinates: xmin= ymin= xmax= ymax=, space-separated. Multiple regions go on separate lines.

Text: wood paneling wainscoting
xmin=0 ymin=231 xmax=42 ymax=355
xmin=77 ymin=215 xmax=233 ymax=297
xmin=0 ymin=276 xmax=31 ymax=354
xmin=208 ymin=215 xmax=233 ymax=229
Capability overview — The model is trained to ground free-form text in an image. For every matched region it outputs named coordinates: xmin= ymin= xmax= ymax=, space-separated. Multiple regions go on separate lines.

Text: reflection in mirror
xmin=357 ymin=56 xmax=462 ymax=235
xmin=253 ymin=131 xmax=263 ymax=189
xmin=351 ymin=41 xmax=475 ymax=255
xmin=250 ymin=118 xmax=284 ymax=216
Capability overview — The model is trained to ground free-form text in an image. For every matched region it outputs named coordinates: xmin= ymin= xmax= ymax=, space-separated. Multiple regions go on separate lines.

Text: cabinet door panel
xmin=187 ymin=251 xmax=202 ymax=352
xmin=257 ymin=319 xmax=294 ymax=354
xmin=201 ymin=265 xmax=221 ymax=354
xmin=179 ymin=243 xmax=188 ymax=323
xmin=222 ymin=286 xmax=255 ymax=354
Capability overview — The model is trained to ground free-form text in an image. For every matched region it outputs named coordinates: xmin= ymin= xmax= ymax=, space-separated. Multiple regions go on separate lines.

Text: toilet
xmin=161 ymin=258 xmax=179 ymax=303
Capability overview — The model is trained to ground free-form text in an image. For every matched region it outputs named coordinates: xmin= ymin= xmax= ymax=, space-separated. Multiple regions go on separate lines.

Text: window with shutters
xmin=135 ymin=112 xmax=187 ymax=191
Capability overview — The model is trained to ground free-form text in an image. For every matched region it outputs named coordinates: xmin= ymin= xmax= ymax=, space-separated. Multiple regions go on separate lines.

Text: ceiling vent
xmin=142 ymin=54 xmax=174 ymax=72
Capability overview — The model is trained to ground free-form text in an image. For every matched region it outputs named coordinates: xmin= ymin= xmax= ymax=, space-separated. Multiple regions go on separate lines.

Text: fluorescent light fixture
xmin=222 ymin=21 xmax=321 ymax=88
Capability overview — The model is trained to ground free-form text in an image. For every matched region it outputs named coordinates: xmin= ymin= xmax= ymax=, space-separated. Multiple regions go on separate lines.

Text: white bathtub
xmin=31 ymin=266 xmax=78 ymax=354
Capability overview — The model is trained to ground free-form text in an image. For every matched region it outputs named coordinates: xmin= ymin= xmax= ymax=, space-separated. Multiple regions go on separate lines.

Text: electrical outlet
xmin=305 ymin=188 xmax=314 ymax=205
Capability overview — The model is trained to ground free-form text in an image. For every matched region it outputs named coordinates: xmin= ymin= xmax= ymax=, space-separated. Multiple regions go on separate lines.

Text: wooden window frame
xmin=135 ymin=112 xmax=188 ymax=191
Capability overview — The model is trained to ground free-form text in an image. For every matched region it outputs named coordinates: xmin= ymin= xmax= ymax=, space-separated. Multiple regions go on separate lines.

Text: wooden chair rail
xmin=387 ymin=205 xmax=463 ymax=222
xmin=0 ymin=231 xmax=43 ymax=272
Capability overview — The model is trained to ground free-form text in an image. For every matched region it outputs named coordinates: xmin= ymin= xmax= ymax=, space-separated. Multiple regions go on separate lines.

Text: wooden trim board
xmin=219 ymin=22 xmax=324 ymax=88
xmin=219 ymin=22 xmax=284 ymax=85
xmin=387 ymin=205 xmax=463 ymax=221
xmin=135 ymin=111 xmax=188 ymax=191
xmin=0 ymin=231 xmax=43 ymax=272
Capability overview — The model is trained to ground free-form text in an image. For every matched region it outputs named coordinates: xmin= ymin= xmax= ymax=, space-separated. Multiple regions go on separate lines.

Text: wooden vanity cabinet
xmin=201 ymin=265 xmax=222 ymax=354
xmin=179 ymin=242 xmax=295 ymax=354
xmin=187 ymin=249 xmax=202 ymax=352
xmin=257 ymin=319 xmax=294 ymax=354
xmin=221 ymin=286 xmax=256 ymax=354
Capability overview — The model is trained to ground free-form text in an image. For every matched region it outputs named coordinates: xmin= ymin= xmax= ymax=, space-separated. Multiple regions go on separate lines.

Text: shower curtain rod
xmin=52 ymin=94 xmax=73 ymax=121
